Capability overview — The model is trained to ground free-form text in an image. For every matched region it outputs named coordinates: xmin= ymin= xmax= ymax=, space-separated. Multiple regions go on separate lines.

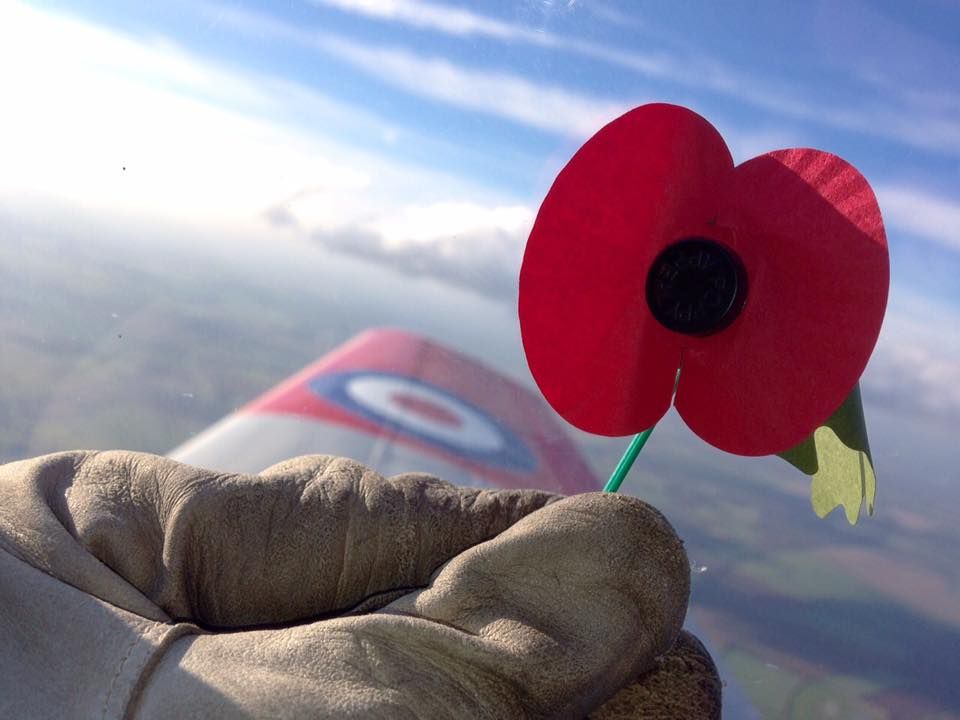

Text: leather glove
xmin=0 ymin=451 xmax=721 ymax=718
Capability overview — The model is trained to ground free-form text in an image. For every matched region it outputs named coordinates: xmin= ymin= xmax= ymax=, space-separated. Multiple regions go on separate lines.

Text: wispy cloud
xmin=309 ymin=0 xmax=960 ymax=156
xmin=214 ymin=6 xmax=833 ymax=176
xmin=877 ymin=186 xmax=960 ymax=252
xmin=312 ymin=0 xmax=673 ymax=77
xmin=215 ymin=5 xmax=634 ymax=139
xmin=316 ymin=34 xmax=633 ymax=138
xmin=314 ymin=0 xmax=548 ymax=43
xmin=586 ymin=3 xmax=646 ymax=30
xmin=220 ymin=4 xmax=960 ymax=169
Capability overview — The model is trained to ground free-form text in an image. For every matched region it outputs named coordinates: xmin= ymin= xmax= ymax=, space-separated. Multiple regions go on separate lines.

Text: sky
xmin=1 ymin=0 xmax=959 ymax=438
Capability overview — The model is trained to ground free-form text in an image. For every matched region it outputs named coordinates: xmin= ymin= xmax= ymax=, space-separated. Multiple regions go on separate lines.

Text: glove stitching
xmin=120 ymin=622 xmax=204 ymax=719
xmin=101 ymin=629 xmax=148 ymax=720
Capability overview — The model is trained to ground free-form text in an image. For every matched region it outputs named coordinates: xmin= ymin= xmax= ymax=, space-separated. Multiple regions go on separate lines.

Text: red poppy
xmin=519 ymin=103 xmax=888 ymax=456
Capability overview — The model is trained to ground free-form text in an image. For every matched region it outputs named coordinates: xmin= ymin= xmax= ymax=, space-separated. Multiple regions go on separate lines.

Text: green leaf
xmin=778 ymin=384 xmax=876 ymax=525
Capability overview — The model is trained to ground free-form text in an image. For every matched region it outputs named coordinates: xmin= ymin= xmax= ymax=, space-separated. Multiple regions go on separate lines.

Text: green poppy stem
xmin=603 ymin=427 xmax=655 ymax=493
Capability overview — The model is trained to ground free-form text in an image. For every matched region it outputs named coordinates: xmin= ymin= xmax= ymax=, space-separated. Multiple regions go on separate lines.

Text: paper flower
xmin=519 ymin=103 xmax=888 ymax=457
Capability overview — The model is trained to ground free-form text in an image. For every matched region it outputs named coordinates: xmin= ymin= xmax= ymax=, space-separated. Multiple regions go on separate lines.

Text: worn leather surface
xmin=0 ymin=451 xmax=720 ymax=718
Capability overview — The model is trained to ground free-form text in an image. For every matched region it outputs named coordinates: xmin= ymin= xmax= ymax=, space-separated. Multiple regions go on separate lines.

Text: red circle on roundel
xmin=519 ymin=103 xmax=888 ymax=456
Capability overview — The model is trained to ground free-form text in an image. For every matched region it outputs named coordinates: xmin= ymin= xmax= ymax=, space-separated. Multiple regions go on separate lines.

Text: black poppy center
xmin=645 ymin=238 xmax=746 ymax=336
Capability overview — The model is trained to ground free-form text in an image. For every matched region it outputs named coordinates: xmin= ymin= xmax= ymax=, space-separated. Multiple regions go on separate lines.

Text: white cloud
xmin=266 ymin=192 xmax=534 ymax=299
xmin=371 ymin=202 xmax=533 ymax=248
xmin=865 ymin=290 xmax=960 ymax=421
xmin=870 ymin=342 xmax=960 ymax=418
xmin=876 ymin=185 xmax=960 ymax=252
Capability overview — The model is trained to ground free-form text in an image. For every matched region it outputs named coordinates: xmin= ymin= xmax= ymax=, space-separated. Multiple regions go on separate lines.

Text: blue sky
xmin=2 ymin=0 xmax=959 ymax=430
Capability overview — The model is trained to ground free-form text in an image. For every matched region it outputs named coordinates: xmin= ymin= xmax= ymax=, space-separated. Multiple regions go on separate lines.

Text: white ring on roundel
xmin=345 ymin=375 xmax=504 ymax=453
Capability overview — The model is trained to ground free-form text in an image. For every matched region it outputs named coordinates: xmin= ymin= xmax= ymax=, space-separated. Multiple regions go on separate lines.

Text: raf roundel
xmin=308 ymin=371 xmax=538 ymax=472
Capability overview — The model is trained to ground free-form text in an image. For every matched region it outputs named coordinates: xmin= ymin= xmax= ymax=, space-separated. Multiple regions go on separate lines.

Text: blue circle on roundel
xmin=308 ymin=371 xmax=538 ymax=472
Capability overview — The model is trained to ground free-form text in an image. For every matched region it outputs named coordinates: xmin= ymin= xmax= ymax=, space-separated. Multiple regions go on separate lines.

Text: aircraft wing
xmin=169 ymin=328 xmax=598 ymax=494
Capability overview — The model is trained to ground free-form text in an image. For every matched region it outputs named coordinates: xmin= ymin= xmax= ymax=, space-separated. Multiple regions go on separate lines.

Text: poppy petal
xmin=675 ymin=148 xmax=889 ymax=455
xmin=520 ymin=103 xmax=734 ymax=435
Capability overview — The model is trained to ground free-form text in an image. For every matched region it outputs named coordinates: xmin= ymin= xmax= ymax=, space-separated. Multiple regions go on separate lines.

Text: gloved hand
xmin=0 ymin=451 xmax=721 ymax=719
